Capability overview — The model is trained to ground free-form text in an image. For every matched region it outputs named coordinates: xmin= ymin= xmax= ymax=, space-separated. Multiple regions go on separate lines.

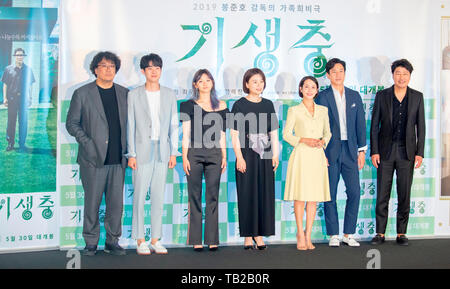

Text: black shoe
xmin=371 ymin=234 xmax=385 ymax=245
xmin=5 ymin=144 xmax=14 ymax=151
xmin=244 ymin=244 xmax=254 ymax=250
xmin=208 ymin=245 xmax=219 ymax=251
xmin=104 ymin=242 xmax=126 ymax=255
xmin=252 ymin=237 xmax=267 ymax=250
xmin=396 ymin=235 xmax=409 ymax=246
xmin=82 ymin=245 xmax=97 ymax=256
xmin=256 ymin=244 xmax=267 ymax=250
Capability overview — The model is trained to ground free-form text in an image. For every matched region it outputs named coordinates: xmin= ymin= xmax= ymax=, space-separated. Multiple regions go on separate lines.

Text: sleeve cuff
xmin=124 ymin=152 xmax=136 ymax=158
xmin=358 ymin=145 xmax=368 ymax=152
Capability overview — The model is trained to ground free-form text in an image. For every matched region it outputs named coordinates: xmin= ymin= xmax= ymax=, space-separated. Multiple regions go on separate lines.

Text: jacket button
xmin=106 ymin=141 xmax=108 ymax=144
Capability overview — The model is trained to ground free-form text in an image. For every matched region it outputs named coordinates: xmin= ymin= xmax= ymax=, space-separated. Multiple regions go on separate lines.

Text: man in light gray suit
xmin=66 ymin=51 xmax=128 ymax=256
xmin=126 ymin=53 xmax=178 ymax=255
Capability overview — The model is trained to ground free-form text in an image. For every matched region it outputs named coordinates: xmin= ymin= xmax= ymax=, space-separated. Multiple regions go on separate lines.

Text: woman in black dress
xmin=230 ymin=68 xmax=280 ymax=250
xmin=180 ymin=69 xmax=228 ymax=251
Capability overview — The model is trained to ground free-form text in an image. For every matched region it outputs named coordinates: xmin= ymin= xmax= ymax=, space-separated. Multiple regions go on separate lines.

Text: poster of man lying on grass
xmin=0 ymin=4 xmax=59 ymax=251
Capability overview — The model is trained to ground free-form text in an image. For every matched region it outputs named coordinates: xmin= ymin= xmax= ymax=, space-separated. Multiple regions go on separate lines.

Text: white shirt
xmin=146 ymin=90 xmax=160 ymax=140
xmin=332 ymin=86 xmax=348 ymax=141
xmin=331 ymin=86 xmax=367 ymax=152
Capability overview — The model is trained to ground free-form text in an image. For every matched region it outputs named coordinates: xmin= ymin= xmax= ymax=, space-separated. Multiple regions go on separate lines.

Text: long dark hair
xmin=191 ymin=69 xmax=220 ymax=110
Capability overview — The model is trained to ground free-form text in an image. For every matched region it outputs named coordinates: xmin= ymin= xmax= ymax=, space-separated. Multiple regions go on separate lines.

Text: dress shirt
xmin=332 ymin=86 xmax=348 ymax=141
xmin=392 ymin=93 xmax=408 ymax=144
xmin=331 ymin=86 xmax=367 ymax=152
xmin=146 ymin=90 xmax=160 ymax=140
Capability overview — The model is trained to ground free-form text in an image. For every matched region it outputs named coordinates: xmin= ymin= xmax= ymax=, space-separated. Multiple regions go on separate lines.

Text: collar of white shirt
xmin=331 ymin=86 xmax=346 ymax=104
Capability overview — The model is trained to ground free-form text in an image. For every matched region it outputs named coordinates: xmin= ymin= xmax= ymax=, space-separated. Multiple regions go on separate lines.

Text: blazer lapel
xmin=345 ymin=87 xmax=352 ymax=134
xmin=89 ymin=81 xmax=107 ymax=123
xmin=386 ymin=85 xmax=394 ymax=126
xmin=406 ymin=86 xmax=414 ymax=123
xmin=114 ymin=83 xmax=127 ymax=132
xmin=159 ymin=86 xmax=165 ymax=125
xmin=327 ymin=88 xmax=341 ymax=130
xmin=138 ymin=85 xmax=152 ymax=123
xmin=406 ymin=86 xmax=417 ymax=131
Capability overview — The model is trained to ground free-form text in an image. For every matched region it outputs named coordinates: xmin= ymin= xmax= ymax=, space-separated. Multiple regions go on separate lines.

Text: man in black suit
xmin=370 ymin=59 xmax=425 ymax=246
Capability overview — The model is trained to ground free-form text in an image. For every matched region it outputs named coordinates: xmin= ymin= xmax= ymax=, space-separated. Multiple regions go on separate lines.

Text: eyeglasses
xmin=98 ymin=64 xmax=116 ymax=69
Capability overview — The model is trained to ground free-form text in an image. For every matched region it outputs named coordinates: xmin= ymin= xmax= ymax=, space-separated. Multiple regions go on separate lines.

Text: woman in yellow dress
xmin=283 ymin=76 xmax=331 ymax=250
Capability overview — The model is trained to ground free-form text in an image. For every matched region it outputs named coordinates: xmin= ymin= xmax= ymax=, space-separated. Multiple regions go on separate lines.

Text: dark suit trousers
xmin=6 ymin=97 xmax=28 ymax=147
xmin=324 ymin=141 xmax=361 ymax=235
xmin=376 ymin=143 xmax=414 ymax=234
xmin=186 ymin=148 xmax=222 ymax=245
xmin=80 ymin=164 xmax=125 ymax=246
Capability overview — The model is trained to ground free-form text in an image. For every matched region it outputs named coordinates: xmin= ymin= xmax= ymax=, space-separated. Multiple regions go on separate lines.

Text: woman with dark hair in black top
xmin=231 ymin=68 xmax=280 ymax=250
xmin=180 ymin=69 xmax=229 ymax=251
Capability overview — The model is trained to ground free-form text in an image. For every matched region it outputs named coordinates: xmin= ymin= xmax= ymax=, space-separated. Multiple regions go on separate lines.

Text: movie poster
xmin=0 ymin=1 xmax=59 ymax=250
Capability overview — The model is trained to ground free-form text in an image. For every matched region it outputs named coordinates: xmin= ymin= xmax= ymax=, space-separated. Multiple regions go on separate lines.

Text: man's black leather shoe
xmin=82 ymin=245 xmax=97 ymax=256
xmin=396 ymin=235 xmax=409 ymax=246
xmin=370 ymin=234 xmax=385 ymax=245
xmin=104 ymin=242 xmax=126 ymax=255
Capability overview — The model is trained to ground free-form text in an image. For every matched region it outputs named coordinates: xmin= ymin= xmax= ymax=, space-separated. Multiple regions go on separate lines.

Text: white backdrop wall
xmin=54 ymin=0 xmax=450 ymax=250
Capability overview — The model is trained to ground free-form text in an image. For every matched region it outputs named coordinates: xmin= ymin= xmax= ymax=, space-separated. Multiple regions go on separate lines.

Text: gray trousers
xmin=186 ymin=148 xmax=222 ymax=245
xmin=79 ymin=164 xmax=125 ymax=246
xmin=131 ymin=141 xmax=168 ymax=240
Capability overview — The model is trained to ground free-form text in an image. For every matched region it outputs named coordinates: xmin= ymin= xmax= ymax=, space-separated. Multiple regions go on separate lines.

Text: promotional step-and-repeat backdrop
xmin=1 ymin=0 xmax=450 ymax=252
xmin=0 ymin=0 xmax=59 ymax=252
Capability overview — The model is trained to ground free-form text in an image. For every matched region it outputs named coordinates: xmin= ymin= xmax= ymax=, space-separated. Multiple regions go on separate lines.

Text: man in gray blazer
xmin=66 ymin=51 xmax=128 ymax=256
xmin=126 ymin=53 xmax=178 ymax=255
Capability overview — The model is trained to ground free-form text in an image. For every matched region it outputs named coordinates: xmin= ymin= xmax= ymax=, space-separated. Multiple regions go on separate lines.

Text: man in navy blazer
xmin=315 ymin=58 xmax=367 ymax=247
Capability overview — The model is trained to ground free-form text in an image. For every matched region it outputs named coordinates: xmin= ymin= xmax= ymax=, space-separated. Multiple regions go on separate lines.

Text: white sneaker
xmin=136 ymin=242 xmax=151 ymax=255
xmin=342 ymin=235 xmax=360 ymax=247
xmin=150 ymin=241 xmax=168 ymax=254
xmin=329 ymin=235 xmax=340 ymax=247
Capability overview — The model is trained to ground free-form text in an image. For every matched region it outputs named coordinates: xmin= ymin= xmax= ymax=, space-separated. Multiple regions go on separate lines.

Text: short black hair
xmin=140 ymin=53 xmax=163 ymax=70
xmin=391 ymin=59 xmax=413 ymax=74
xmin=298 ymin=76 xmax=319 ymax=98
xmin=89 ymin=51 xmax=121 ymax=77
xmin=243 ymin=68 xmax=266 ymax=94
xmin=325 ymin=58 xmax=346 ymax=74
xmin=13 ymin=48 xmax=26 ymax=56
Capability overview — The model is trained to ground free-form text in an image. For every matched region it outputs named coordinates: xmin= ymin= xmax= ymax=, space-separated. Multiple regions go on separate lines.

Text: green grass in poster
xmin=0 ymin=107 xmax=56 ymax=193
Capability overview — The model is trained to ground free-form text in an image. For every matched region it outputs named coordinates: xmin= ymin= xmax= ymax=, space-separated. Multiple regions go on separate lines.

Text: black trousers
xmin=375 ymin=143 xmax=415 ymax=234
xmin=186 ymin=148 xmax=222 ymax=245
xmin=6 ymin=97 xmax=28 ymax=147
